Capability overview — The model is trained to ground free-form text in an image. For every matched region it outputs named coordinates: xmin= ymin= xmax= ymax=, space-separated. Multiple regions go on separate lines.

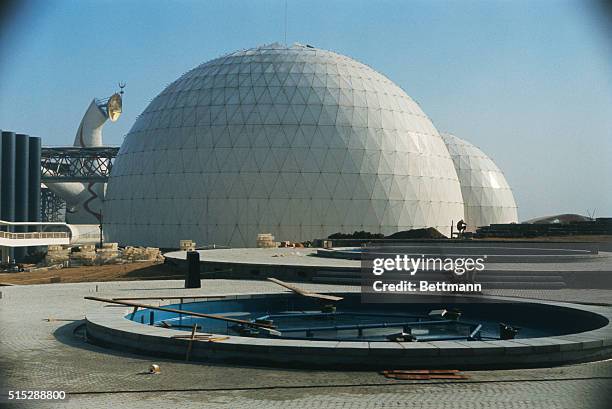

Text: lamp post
xmin=98 ymin=210 xmax=103 ymax=249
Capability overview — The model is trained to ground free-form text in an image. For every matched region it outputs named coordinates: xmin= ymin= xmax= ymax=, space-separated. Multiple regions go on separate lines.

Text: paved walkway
xmin=165 ymin=247 xmax=612 ymax=272
xmin=1 ymin=280 xmax=611 ymax=408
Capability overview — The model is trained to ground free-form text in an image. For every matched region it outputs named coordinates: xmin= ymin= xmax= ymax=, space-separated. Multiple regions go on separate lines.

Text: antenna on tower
xmin=118 ymin=82 xmax=126 ymax=95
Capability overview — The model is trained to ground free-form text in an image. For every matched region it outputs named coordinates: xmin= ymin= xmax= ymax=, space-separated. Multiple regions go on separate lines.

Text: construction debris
xmin=428 ymin=309 xmax=462 ymax=320
xmin=386 ymin=329 xmax=417 ymax=342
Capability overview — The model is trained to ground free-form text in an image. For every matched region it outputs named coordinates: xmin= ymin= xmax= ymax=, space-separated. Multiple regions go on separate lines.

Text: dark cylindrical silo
xmin=28 ymin=136 xmax=41 ymax=224
xmin=1 ymin=131 xmax=16 ymax=262
xmin=27 ymin=136 xmax=42 ymax=259
xmin=16 ymin=135 xmax=30 ymax=254
xmin=14 ymin=134 xmax=30 ymax=261
xmin=0 ymin=130 xmax=2 ymax=212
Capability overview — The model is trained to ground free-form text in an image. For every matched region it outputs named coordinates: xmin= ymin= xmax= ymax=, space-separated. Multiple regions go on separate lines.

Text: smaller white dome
xmin=441 ymin=133 xmax=518 ymax=229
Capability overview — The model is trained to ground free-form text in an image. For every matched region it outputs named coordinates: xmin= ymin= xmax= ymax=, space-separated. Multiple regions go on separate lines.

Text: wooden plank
xmin=84 ymin=296 xmax=276 ymax=329
xmin=382 ymin=369 xmax=460 ymax=375
xmin=113 ymin=295 xmax=224 ymax=301
xmin=185 ymin=324 xmax=197 ymax=361
xmin=387 ymin=374 xmax=468 ymax=380
xmin=172 ymin=334 xmax=213 ymax=339
xmin=266 ymin=277 xmax=344 ymax=302
xmin=207 ymin=336 xmax=230 ymax=342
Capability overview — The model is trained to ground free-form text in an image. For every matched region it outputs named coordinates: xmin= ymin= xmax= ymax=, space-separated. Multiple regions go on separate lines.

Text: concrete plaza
xmin=1 ymin=279 xmax=611 ymax=408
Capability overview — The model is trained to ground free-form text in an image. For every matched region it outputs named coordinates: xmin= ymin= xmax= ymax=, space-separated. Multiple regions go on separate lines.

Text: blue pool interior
xmin=126 ymin=293 xmax=608 ymax=342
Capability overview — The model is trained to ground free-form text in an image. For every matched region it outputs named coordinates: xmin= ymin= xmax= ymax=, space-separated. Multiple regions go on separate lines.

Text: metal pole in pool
xmin=185 ymin=250 xmax=201 ymax=288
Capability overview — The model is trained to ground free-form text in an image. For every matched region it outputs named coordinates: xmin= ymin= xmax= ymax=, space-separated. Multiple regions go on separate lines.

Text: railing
xmin=0 ymin=231 xmax=68 ymax=240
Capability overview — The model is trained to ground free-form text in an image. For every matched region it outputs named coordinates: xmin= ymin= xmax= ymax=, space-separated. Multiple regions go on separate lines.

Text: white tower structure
xmin=45 ymin=91 xmax=123 ymax=224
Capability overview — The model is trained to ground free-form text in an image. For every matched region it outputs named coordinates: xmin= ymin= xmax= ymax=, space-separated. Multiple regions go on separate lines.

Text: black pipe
xmin=185 ymin=251 xmax=201 ymax=288
xmin=14 ymin=134 xmax=29 ymax=262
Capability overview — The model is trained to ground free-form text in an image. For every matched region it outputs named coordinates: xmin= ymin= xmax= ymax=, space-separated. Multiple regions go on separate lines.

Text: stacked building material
xmin=179 ymin=240 xmax=196 ymax=251
xmin=122 ymin=246 xmax=163 ymax=262
xmin=103 ymin=242 xmax=118 ymax=250
xmin=69 ymin=244 xmax=97 ymax=266
xmin=97 ymin=243 xmax=120 ymax=264
xmin=42 ymin=243 xmax=164 ymax=268
xmin=256 ymin=233 xmax=278 ymax=248
xmin=44 ymin=245 xmax=71 ymax=266
xmin=145 ymin=247 xmax=164 ymax=262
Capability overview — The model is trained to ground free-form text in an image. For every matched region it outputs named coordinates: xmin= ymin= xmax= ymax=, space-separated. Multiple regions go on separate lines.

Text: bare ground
xmin=0 ymin=261 xmax=184 ymax=285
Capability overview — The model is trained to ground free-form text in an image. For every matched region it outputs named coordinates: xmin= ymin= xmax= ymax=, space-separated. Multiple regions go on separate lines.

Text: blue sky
xmin=1 ymin=0 xmax=611 ymax=220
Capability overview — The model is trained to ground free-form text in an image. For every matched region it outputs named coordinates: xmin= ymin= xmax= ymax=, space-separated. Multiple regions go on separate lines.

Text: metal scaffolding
xmin=41 ymin=146 xmax=119 ymax=183
xmin=40 ymin=187 xmax=66 ymax=222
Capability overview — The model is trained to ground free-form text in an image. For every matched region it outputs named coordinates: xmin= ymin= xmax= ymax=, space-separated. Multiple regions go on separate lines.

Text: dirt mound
xmin=385 ymin=227 xmax=447 ymax=240
xmin=328 ymin=231 xmax=385 ymax=240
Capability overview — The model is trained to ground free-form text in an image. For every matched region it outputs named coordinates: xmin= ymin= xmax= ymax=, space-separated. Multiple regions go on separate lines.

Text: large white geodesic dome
xmin=441 ymin=133 xmax=518 ymax=229
xmin=104 ymin=43 xmax=465 ymax=247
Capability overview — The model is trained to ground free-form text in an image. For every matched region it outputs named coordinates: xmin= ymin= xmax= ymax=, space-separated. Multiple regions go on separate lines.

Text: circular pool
xmin=126 ymin=293 xmax=606 ymax=342
xmin=85 ymin=291 xmax=612 ymax=370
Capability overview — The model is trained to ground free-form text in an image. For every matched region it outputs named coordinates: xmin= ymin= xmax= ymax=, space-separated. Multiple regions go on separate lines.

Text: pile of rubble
xmin=279 ymin=241 xmax=304 ymax=248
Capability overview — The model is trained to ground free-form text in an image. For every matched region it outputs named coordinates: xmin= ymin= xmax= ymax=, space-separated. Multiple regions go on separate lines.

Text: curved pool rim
xmin=85 ymin=292 xmax=612 ymax=370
